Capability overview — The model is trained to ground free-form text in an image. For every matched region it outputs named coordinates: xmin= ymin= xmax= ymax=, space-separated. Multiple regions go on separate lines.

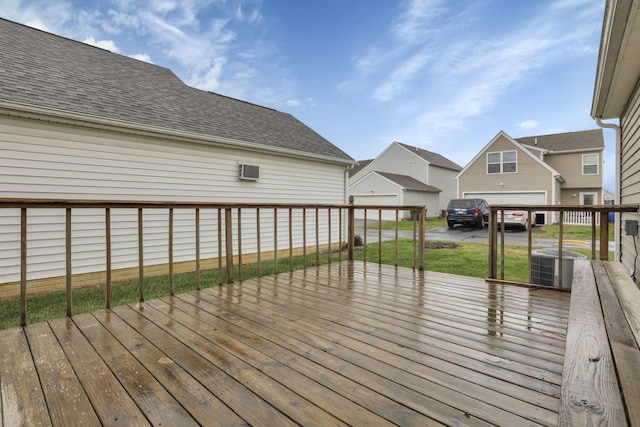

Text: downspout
xmin=594 ymin=117 xmax=621 ymax=261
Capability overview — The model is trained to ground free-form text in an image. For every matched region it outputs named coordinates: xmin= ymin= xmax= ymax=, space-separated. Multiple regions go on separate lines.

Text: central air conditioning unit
xmin=531 ymin=248 xmax=586 ymax=288
xmin=238 ymin=163 xmax=260 ymax=181
xmin=531 ymin=254 xmax=556 ymax=286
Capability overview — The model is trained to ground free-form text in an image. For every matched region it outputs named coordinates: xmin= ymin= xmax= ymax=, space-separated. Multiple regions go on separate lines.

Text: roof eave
xmin=592 ymin=0 xmax=640 ymax=119
xmin=0 ymin=100 xmax=355 ymax=166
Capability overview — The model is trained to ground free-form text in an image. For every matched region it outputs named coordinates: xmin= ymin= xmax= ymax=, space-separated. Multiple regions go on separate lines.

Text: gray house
xmin=0 ymin=18 xmax=353 ymax=286
xmin=348 ymin=141 xmax=462 ymax=219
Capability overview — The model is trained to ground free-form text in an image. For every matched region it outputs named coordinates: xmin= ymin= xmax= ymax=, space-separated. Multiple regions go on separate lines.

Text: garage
xmin=350 ymin=194 xmax=399 ymax=221
xmin=463 ymin=191 xmax=549 ymax=224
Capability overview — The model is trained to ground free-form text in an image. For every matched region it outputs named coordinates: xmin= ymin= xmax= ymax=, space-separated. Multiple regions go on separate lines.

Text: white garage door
xmin=464 ymin=191 xmax=546 ymax=206
xmin=350 ymin=194 xmax=399 ymax=221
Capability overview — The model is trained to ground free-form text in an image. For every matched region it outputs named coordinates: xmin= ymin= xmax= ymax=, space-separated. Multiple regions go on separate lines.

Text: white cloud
xmin=518 ymin=120 xmax=540 ymax=131
xmin=83 ymin=36 xmax=119 ymax=53
xmin=129 ymin=53 xmax=154 ymax=63
xmin=191 ymin=57 xmax=227 ymax=91
xmin=24 ymin=18 xmax=48 ymax=31
xmin=373 ymin=51 xmax=431 ymax=102
xmin=391 ymin=0 xmax=446 ymax=43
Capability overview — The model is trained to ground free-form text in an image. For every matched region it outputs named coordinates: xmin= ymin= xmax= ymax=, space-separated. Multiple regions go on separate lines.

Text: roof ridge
xmin=206 ymin=91 xmax=278 ymax=112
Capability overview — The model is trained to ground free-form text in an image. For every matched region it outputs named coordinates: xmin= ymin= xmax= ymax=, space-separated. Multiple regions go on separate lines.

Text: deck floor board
xmin=0 ymin=262 xmax=571 ymax=426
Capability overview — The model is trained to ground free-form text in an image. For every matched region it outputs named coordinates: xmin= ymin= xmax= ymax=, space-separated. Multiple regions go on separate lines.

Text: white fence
xmin=562 ymin=211 xmax=601 ymax=226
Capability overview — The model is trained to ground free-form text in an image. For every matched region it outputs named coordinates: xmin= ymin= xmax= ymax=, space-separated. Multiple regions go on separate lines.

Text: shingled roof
xmin=516 ymin=129 xmax=604 ymax=152
xmin=397 ymin=142 xmax=462 ymax=171
xmin=0 ymin=18 xmax=353 ymax=163
xmin=376 ymin=172 xmax=441 ymax=192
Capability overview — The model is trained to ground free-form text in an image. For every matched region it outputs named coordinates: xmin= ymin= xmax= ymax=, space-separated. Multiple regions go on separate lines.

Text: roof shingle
xmin=397 ymin=142 xmax=462 ymax=171
xmin=376 ymin=172 xmax=441 ymax=192
xmin=0 ymin=18 xmax=353 ymax=162
xmin=516 ymin=129 xmax=604 ymax=152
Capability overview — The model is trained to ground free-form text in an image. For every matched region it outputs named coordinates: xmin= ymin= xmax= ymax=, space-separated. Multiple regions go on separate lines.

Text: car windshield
xmin=449 ymin=200 xmax=476 ymax=209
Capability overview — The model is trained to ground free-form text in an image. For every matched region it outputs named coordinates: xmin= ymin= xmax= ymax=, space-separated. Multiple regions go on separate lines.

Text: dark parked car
xmin=446 ymin=198 xmax=489 ymax=228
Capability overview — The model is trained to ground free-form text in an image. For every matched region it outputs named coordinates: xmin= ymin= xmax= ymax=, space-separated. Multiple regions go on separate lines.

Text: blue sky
xmin=1 ymin=0 xmax=612 ymax=189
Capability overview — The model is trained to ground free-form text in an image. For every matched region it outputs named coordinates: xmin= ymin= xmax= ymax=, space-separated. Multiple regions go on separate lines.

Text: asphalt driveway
xmin=354 ymin=221 xmax=602 ymax=249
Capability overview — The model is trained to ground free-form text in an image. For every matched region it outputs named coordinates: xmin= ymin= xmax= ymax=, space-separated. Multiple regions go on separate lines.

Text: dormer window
xmin=487 ymin=150 xmax=516 ymax=174
xmin=582 ymin=153 xmax=598 ymax=175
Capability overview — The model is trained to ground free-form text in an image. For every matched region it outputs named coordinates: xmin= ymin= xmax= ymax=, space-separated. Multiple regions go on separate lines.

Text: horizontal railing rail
xmin=488 ymin=204 xmax=639 ymax=288
xmin=0 ymin=198 xmax=426 ymax=326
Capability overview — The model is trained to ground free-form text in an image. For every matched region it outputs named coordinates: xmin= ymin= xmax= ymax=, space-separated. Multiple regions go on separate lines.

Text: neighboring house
xmin=604 ymin=189 xmax=616 ymax=205
xmin=0 ymin=19 xmax=353 ymax=285
xmin=591 ymin=0 xmax=640 ymax=279
xmin=348 ymin=141 xmax=462 ymax=219
xmin=455 ymin=129 xmax=605 ymax=224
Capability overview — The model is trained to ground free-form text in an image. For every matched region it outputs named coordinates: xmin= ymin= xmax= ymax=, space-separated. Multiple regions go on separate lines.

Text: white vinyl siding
xmin=0 ymin=118 xmax=347 ymax=283
xmin=582 ymin=153 xmax=599 ymax=175
xmin=487 ymin=150 xmax=517 ymax=174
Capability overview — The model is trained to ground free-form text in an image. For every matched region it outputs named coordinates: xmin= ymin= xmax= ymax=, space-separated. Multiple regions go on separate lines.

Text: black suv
xmin=446 ymin=198 xmax=489 ymax=228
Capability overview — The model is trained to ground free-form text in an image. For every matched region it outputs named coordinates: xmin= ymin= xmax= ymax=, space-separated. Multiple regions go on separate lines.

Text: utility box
xmin=531 ymin=248 xmax=587 ymax=288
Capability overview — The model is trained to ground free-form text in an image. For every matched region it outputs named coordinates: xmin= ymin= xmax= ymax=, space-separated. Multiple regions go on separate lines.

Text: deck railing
xmin=0 ymin=198 xmax=426 ymax=326
xmin=488 ymin=204 xmax=638 ymax=287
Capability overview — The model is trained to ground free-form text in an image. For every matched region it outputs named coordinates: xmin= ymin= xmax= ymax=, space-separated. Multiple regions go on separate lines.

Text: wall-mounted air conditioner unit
xmin=238 ymin=163 xmax=260 ymax=181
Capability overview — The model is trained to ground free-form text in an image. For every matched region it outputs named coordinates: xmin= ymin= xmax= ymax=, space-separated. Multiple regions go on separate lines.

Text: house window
xmin=583 ymin=154 xmax=598 ymax=175
xmin=580 ymin=192 xmax=597 ymax=205
xmin=487 ymin=150 xmax=517 ymax=174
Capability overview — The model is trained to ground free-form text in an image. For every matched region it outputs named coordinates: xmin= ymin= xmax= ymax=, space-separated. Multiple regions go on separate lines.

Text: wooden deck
xmin=0 ymin=262 xmax=571 ymax=426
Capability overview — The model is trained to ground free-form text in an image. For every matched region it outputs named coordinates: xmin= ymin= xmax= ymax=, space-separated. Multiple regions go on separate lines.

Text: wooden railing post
xmin=348 ymin=196 xmax=355 ymax=261
xmin=138 ymin=208 xmax=144 ymax=302
xmin=195 ymin=208 xmax=200 ymax=290
xmin=20 ymin=207 xmax=27 ymax=327
xmin=488 ymin=208 xmax=497 ymax=280
xmin=105 ymin=208 xmax=112 ymax=309
xmin=66 ymin=207 xmax=72 ymax=317
xmin=225 ymin=207 xmax=234 ymax=283
xmin=168 ymin=208 xmax=174 ymax=296
xmin=418 ymin=207 xmax=425 ymax=271
xmin=600 ymin=211 xmax=609 ymax=260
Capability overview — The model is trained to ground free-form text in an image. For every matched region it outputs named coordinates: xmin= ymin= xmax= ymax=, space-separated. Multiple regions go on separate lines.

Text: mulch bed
xmin=425 ymin=241 xmax=459 ymax=249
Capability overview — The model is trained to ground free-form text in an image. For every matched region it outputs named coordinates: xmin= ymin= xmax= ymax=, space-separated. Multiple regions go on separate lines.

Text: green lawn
xmin=353 ymin=239 xmax=531 ymax=283
xmin=535 ymin=223 xmax=615 ymax=241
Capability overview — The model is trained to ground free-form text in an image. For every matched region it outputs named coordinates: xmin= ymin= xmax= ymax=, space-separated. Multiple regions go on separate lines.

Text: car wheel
xmin=448 ymin=221 xmax=454 ymax=229
xmin=477 ymin=217 xmax=485 ymax=229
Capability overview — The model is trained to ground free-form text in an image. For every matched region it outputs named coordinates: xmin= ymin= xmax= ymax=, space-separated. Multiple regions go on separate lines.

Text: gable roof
xmin=376 ymin=172 xmax=441 ymax=192
xmin=516 ymin=129 xmax=604 ymax=152
xmin=0 ymin=18 xmax=353 ymax=163
xmin=397 ymin=142 xmax=462 ymax=171
xmin=349 ymin=159 xmax=373 ymax=178
xmin=456 ymin=130 xmax=560 ymax=179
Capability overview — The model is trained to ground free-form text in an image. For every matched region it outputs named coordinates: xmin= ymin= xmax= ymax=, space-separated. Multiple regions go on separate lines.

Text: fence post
xmin=348 ymin=196 xmax=355 ymax=261
xmin=225 ymin=207 xmax=234 ymax=283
